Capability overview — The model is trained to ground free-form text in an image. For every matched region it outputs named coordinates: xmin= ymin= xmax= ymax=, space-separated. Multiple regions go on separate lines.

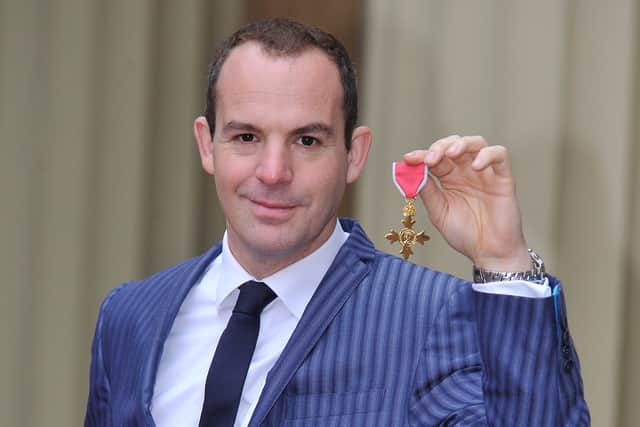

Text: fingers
xmin=403 ymin=134 xmax=458 ymax=166
xmin=403 ymin=135 xmax=511 ymax=178
xmin=403 ymin=136 xmax=455 ymax=178
xmin=443 ymin=135 xmax=488 ymax=160
xmin=471 ymin=145 xmax=511 ymax=176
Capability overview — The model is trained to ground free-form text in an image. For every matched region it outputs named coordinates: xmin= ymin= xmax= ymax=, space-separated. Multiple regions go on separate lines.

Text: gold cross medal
xmin=385 ymin=162 xmax=430 ymax=260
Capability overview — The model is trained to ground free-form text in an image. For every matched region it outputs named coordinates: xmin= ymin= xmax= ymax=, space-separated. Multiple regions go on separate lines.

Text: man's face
xmin=195 ymin=42 xmax=370 ymax=277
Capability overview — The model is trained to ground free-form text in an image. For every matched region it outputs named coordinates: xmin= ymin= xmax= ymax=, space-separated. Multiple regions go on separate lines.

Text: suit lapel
xmin=138 ymin=244 xmax=223 ymax=426
xmin=249 ymin=219 xmax=376 ymax=426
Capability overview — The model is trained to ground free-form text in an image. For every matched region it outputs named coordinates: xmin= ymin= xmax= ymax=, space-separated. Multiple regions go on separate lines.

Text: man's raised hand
xmin=403 ymin=135 xmax=531 ymax=272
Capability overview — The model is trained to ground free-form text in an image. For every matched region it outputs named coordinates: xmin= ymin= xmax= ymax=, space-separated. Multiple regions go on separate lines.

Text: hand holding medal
xmin=389 ymin=135 xmax=531 ymax=272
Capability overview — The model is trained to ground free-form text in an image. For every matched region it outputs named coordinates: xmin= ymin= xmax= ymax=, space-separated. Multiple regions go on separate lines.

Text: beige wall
xmin=1 ymin=0 xmax=638 ymax=425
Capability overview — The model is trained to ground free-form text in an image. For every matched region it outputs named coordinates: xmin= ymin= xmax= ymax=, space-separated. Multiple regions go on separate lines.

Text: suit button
xmin=562 ymin=344 xmax=571 ymax=356
xmin=564 ymin=359 xmax=574 ymax=372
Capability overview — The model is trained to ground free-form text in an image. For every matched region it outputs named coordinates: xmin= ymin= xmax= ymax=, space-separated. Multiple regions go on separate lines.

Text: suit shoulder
xmin=368 ymin=249 xmax=473 ymax=303
xmin=110 ymin=255 xmax=199 ymax=297
xmin=98 ymin=246 xmax=219 ymax=321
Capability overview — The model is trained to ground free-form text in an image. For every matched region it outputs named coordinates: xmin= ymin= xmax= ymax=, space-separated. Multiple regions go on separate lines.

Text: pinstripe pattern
xmin=85 ymin=218 xmax=589 ymax=426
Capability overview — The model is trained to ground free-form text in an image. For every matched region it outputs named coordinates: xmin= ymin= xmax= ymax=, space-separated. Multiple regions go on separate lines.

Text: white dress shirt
xmin=150 ymin=220 xmax=549 ymax=426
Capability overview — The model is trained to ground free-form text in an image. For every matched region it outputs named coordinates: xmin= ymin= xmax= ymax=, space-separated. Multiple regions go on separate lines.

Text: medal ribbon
xmin=392 ymin=162 xmax=428 ymax=199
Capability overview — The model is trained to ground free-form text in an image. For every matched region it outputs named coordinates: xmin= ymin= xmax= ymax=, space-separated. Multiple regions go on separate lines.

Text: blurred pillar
xmin=621 ymin=62 xmax=640 ymax=425
xmin=618 ymin=2 xmax=640 ymax=425
xmin=1 ymin=2 xmax=50 ymax=425
xmin=1 ymin=1 xmax=100 ymax=425
xmin=556 ymin=1 xmax=636 ymax=426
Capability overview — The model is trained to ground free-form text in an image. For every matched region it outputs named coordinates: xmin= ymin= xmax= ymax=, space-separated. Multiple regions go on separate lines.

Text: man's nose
xmin=255 ymin=141 xmax=293 ymax=184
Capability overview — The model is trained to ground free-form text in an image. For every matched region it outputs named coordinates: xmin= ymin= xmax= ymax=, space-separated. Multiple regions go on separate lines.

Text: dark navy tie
xmin=199 ymin=281 xmax=276 ymax=427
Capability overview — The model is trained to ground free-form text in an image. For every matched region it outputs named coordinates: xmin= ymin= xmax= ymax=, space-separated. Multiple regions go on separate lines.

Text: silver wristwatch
xmin=473 ymin=249 xmax=546 ymax=283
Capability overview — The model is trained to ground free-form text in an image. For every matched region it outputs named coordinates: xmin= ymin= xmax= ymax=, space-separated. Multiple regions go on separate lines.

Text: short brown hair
xmin=204 ymin=18 xmax=358 ymax=149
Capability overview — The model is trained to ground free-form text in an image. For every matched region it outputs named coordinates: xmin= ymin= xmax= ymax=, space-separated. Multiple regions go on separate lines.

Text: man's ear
xmin=194 ymin=116 xmax=215 ymax=175
xmin=346 ymin=126 xmax=372 ymax=184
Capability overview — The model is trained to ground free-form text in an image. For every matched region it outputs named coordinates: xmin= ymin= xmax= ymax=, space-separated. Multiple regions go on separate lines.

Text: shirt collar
xmin=215 ymin=220 xmax=349 ymax=319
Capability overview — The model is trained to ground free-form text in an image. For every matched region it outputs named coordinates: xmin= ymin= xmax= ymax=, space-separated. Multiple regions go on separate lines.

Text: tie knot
xmin=234 ymin=281 xmax=276 ymax=317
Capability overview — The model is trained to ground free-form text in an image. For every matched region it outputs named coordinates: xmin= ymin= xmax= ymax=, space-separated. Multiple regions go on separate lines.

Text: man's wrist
xmin=472 ymin=246 xmax=531 ymax=272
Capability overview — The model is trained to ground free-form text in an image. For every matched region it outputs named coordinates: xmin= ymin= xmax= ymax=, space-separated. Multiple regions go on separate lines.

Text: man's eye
xmin=297 ymin=136 xmax=318 ymax=147
xmin=237 ymin=134 xmax=256 ymax=142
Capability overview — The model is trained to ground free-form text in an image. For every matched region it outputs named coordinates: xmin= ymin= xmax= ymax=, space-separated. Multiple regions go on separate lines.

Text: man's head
xmin=204 ymin=18 xmax=358 ymax=149
xmin=194 ymin=19 xmax=371 ymax=278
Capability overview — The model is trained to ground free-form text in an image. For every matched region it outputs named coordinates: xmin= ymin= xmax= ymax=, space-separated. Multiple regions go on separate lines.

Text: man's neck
xmin=226 ymin=220 xmax=340 ymax=279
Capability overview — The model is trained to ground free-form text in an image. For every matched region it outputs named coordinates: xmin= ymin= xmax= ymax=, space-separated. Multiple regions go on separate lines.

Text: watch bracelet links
xmin=473 ymin=249 xmax=546 ymax=283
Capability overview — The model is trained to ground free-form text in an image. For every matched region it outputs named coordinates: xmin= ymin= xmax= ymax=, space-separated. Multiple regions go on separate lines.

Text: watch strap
xmin=473 ymin=249 xmax=546 ymax=283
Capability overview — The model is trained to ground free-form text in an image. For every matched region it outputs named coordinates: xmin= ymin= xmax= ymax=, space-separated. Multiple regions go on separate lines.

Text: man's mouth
xmin=249 ymin=198 xmax=299 ymax=221
xmin=251 ymin=199 xmax=296 ymax=210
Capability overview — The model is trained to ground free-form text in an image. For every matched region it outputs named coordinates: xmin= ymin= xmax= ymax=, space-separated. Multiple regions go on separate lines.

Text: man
xmin=85 ymin=18 xmax=589 ymax=426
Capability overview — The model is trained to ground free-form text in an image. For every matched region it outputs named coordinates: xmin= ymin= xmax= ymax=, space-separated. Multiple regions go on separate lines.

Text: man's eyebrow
xmin=221 ymin=121 xmax=260 ymax=134
xmin=293 ymin=123 xmax=335 ymax=138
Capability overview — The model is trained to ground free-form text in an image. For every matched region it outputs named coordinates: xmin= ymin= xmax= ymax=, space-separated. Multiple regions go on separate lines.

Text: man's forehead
xmin=218 ymin=42 xmax=340 ymax=89
xmin=215 ymin=42 xmax=342 ymax=107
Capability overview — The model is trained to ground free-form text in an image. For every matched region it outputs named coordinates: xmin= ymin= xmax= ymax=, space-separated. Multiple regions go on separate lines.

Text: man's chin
xmin=247 ymin=233 xmax=301 ymax=257
xmin=245 ymin=227 xmax=316 ymax=258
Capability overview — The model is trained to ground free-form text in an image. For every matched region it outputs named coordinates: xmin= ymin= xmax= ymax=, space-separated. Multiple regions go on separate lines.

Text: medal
xmin=385 ymin=162 xmax=430 ymax=260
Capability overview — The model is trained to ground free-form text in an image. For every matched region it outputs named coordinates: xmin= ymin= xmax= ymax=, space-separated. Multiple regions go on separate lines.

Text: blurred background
xmin=2 ymin=0 xmax=639 ymax=425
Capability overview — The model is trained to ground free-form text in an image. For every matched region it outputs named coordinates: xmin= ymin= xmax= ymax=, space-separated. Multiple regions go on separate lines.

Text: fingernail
xmin=426 ymin=151 xmax=436 ymax=162
xmin=405 ymin=150 xmax=417 ymax=156
xmin=447 ymin=143 xmax=459 ymax=154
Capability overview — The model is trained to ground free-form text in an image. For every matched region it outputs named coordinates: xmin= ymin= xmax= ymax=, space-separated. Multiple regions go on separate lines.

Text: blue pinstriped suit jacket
xmin=85 ymin=218 xmax=589 ymax=426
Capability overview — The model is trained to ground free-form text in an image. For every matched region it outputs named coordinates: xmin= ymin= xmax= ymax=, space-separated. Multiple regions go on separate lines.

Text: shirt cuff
xmin=472 ymin=277 xmax=551 ymax=298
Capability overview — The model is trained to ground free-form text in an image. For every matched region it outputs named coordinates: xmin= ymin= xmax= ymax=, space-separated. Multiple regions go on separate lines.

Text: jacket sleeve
xmin=409 ymin=278 xmax=590 ymax=426
xmin=84 ymin=288 xmax=120 ymax=427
